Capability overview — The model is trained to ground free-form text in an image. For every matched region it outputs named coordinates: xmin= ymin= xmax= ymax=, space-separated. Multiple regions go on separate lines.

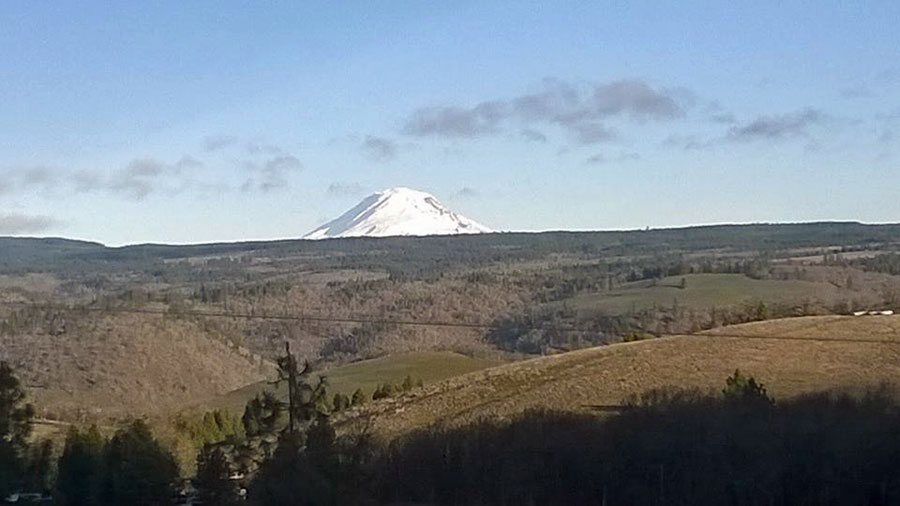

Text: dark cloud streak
xmin=361 ymin=136 xmax=398 ymax=162
xmin=403 ymin=79 xmax=688 ymax=142
xmin=727 ymin=108 xmax=826 ymax=142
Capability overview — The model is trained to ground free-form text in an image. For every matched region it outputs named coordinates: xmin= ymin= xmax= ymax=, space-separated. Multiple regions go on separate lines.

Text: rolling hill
xmin=337 ymin=315 xmax=900 ymax=438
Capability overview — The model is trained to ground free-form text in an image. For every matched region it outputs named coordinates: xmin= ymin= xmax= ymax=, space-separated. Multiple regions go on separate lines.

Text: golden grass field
xmin=338 ymin=315 xmax=900 ymax=438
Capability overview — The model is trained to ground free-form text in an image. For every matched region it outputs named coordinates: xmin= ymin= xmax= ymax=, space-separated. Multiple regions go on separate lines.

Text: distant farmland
xmin=560 ymin=273 xmax=840 ymax=315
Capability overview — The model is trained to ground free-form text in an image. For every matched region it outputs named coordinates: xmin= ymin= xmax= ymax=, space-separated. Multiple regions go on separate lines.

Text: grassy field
xmin=561 ymin=273 xmax=841 ymax=315
xmin=203 ymin=351 xmax=503 ymax=415
xmin=338 ymin=315 xmax=900 ymax=438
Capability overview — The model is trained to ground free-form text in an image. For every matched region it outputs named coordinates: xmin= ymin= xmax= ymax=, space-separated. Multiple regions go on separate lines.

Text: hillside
xmin=0 ymin=311 xmax=273 ymax=421
xmin=204 ymin=350 xmax=502 ymax=415
xmin=337 ymin=315 xmax=900 ymax=438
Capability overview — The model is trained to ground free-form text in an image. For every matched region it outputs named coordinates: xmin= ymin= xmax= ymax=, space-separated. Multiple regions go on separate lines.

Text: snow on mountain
xmin=304 ymin=187 xmax=492 ymax=239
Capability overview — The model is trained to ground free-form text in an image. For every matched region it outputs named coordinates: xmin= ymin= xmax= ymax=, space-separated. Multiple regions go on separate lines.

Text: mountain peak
xmin=304 ymin=187 xmax=492 ymax=239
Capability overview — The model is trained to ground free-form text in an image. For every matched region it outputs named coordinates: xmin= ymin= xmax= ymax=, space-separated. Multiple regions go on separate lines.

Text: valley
xmin=2 ymin=222 xmax=900 ymax=425
xmin=4 ymin=223 xmax=900 ymax=504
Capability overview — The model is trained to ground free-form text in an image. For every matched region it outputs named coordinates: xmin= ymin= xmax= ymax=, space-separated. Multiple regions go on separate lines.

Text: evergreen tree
xmin=350 ymin=389 xmax=367 ymax=407
xmin=242 ymin=391 xmax=285 ymax=440
xmin=723 ymin=369 xmax=773 ymax=406
xmin=275 ymin=343 xmax=329 ymax=437
xmin=0 ymin=361 xmax=35 ymax=497
xmin=248 ymin=416 xmax=339 ymax=506
xmin=332 ymin=393 xmax=351 ymax=412
xmin=56 ymin=425 xmax=105 ymax=506
xmin=23 ymin=439 xmax=53 ymax=494
xmin=233 ymin=344 xmax=329 ymax=481
xmin=101 ymin=420 xmax=178 ymax=506
xmin=195 ymin=444 xmax=240 ymax=506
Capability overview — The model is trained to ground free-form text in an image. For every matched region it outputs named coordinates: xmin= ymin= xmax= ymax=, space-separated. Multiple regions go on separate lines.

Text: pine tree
xmin=723 ymin=369 xmax=773 ymax=406
xmin=350 ymin=389 xmax=367 ymax=407
xmin=23 ymin=439 xmax=53 ymax=494
xmin=332 ymin=393 xmax=351 ymax=412
xmin=0 ymin=361 xmax=34 ymax=497
xmin=276 ymin=343 xmax=329 ymax=438
xmin=101 ymin=420 xmax=178 ymax=506
xmin=56 ymin=426 xmax=105 ymax=506
xmin=195 ymin=444 xmax=240 ymax=506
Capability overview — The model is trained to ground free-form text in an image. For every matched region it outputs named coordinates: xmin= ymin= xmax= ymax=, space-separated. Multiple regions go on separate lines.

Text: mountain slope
xmin=305 ymin=187 xmax=491 ymax=239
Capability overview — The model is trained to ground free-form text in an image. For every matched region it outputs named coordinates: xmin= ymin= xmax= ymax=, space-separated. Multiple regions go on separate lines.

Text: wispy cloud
xmin=403 ymin=78 xmax=690 ymax=143
xmin=404 ymin=102 xmax=506 ymax=138
xmin=584 ymin=153 xmax=607 ymax=165
xmin=242 ymin=155 xmax=302 ymax=192
xmin=327 ymin=182 xmax=364 ymax=197
xmin=727 ymin=108 xmax=827 ymax=142
xmin=245 ymin=142 xmax=283 ymax=156
xmin=360 ymin=135 xmax=398 ymax=162
xmin=661 ymin=134 xmax=715 ymax=150
xmin=105 ymin=156 xmax=206 ymax=199
xmin=203 ymin=134 xmax=238 ymax=152
xmin=0 ymin=150 xmax=289 ymax=202
xmin=0 ymin=165 xmax=61 ymax=195
xmin=704 ymin=102 xmax=736 ymax=124
xmin=520 ymin=128 xmax=548 ymax=143
xmin=709 ymin=112 xmax=737 ymax=124
xmin=569 ymin=123 xmax=617 ymax=145
xmin=584 ymin=152 xmax=641 ymax=165
xmin=0 ymin=213 xmax=62 ymax=234
xmin=455 ymin=187 xmax=480 ymax=198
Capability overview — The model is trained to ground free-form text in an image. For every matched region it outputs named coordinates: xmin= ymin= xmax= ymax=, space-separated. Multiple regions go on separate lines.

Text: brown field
xmin=338 ymin=315 xmax=900 ymax=438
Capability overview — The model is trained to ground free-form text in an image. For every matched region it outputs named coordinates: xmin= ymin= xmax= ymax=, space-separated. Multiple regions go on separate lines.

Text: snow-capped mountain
xmin=304 ymin=187 xmax=492 ymax=239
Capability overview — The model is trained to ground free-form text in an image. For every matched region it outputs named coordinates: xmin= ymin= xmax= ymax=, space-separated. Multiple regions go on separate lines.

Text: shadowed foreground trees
xmin=232 ymin=375 xmax=900 ymax=505
xmin=380 ymin=387 xmax=900 ymax=506
xmin=101 ymin=420 xmax=178 ymax=506
xmin=0 ymin=361 xmax=35 ymax=498
xmin=9 ymin=354 xmax=900 ymax=505
xmin=55 ymin=421 xmax=178 ymax=506
xmin=56 ymin=425 xmax=104 ymax=506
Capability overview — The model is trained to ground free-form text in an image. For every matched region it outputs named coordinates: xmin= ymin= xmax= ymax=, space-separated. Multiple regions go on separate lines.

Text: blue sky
xmin=1 ymin=1 xmax=898 ymax=245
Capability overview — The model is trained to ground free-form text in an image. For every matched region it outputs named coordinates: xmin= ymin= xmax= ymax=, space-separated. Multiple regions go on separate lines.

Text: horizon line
xmin=2 ymin=219 xmax=898 ymax=248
